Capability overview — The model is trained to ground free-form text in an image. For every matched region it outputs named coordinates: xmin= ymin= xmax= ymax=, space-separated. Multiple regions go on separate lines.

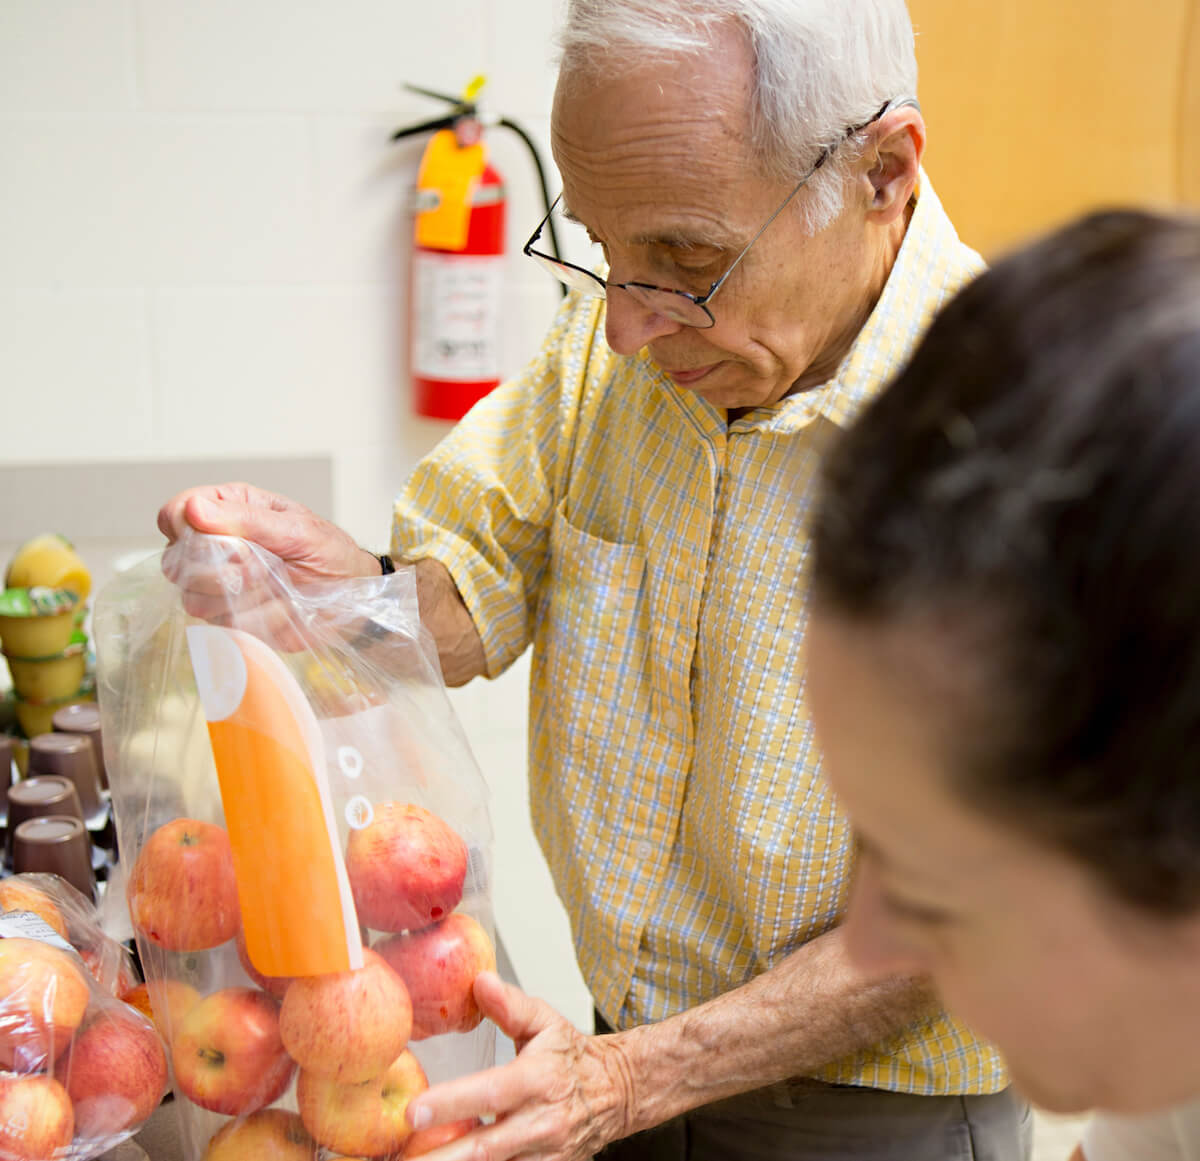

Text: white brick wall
xmin=0 ymin=0 xmax=587 ymax=1030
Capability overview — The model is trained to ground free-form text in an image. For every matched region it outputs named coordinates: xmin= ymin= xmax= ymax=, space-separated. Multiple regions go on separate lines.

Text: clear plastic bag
xmin=93 ymin=530 xmax=495 ymax=1161
xmin=0 ymin=872 xmax=167 ymax=1161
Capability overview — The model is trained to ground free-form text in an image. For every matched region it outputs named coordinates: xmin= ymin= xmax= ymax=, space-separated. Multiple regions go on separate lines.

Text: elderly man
xmin=160 ymin=2 xmax=1029 ymax=1158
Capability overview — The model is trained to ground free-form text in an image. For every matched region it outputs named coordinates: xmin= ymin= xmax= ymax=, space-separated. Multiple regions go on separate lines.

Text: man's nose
xmin=603 ymin=285 xmax=686 ymax=356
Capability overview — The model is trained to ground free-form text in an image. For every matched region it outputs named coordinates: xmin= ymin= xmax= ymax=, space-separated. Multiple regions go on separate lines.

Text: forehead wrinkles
xmin=552 ymin=101 xmax=760 ymax=246
xmin=551 ymin=36 xmax=759 ymax=243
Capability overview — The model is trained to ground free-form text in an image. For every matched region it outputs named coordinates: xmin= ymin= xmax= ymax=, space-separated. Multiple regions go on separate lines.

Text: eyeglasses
xmin=524 ymin=99 xmax=914 ymax=329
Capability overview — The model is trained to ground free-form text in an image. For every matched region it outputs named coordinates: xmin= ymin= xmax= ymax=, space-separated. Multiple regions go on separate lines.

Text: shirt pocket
xmin=539 ymin=500 xmax=647 ymax=754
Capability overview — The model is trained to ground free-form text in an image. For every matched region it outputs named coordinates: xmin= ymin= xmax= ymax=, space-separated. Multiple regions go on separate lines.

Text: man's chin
xmin=670 ymin=374 xmax=777 ymax=410
xmin=1007 ymin=1063 xmax=1102 ymax=1117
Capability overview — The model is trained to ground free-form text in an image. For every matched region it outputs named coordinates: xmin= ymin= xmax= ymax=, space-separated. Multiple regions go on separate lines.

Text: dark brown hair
xmin=812 ymin=209 xmax=1200 ymax=915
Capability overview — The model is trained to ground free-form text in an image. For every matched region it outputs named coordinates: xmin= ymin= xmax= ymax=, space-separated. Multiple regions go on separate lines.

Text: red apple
xmin=0 ymin=937 xmax=90 ymax=1072
xmin=172 ymin=987 xmax=294 ymax=1116
xmin=296 ymin=1049 xmax=428 ymax=1157
xmin=279 ymin=947 xmax=411 ymax=1084
xmin=404 ymin=1118 xmax=481 ymax=1156
xmin=0 ymin=879 xmax=68 ymax=939
xmin=376 ymin=913 xmax=496 ymax=1039
xmin=345 ymin=803 xmax=467 ymax=932
xmin=127 ymin=818 xmax=240 ymax=951
xmin=202 ymin=1108 xmax=317 ymax=1160
xmin=61 ymin=1006 xmax=168 ymax=1136
xmin=78 ymin=940 xmax=140 ymax=998
xmin=121 ymin=978 xmax=201 ymax=1042
xmin=235 ymin=926 xmax=293 ymax=998
xmin=0 ymin=1073 xmax=73 ymax=1161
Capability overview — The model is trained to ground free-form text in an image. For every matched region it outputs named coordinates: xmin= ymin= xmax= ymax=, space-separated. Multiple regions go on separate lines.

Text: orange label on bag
xmin=186 ymin=626 xmax=362 ymax=977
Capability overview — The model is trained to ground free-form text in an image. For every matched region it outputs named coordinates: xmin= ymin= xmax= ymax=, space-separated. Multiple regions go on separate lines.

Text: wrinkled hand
xmin=156 ymin=482 xmax=379 ymax=648
xmin=406 ymin=972 xmax=637 ymax=1160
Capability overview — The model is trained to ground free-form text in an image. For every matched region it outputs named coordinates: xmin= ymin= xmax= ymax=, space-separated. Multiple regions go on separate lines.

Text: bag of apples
xmin=92 ymin=530 xmax=496 ymax=1160
xmin=0 ymin=871 xmax=168 ymax=1160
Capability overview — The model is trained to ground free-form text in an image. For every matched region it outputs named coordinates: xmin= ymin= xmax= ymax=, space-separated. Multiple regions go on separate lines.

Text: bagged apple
xmin=0 ymin=874 xmax=140 ymax=1002
xmin=92 ymin=529 xmax=496 ymax=1161
xmin=0 ymin=886 xmax=168 ymax=1161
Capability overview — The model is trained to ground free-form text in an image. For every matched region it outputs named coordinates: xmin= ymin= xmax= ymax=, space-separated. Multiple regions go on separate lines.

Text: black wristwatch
xmin=375 ymin=552 xmax=396 ymax=575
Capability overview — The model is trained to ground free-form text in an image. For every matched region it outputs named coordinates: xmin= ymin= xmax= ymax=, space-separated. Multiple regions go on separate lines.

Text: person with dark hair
xmin=809 ymin=208 xmax=1200 ymax=1161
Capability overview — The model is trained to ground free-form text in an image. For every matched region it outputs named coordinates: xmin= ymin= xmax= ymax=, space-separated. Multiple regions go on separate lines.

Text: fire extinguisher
xmin=392 ymin=78 xmax=564 ymax=423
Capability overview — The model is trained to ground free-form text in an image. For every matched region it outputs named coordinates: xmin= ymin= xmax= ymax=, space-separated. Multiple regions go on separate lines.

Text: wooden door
xmin=908 ymin=0 xmax=1200 ymax=256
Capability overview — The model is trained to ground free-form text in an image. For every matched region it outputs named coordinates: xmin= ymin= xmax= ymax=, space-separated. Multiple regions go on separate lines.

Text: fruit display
xmin=295 ymin=1048 xmax=428 ymax=1157
xmin=0 ymin=873 xmax=169 ymax=1159
xmin=200 ymin=1108 xmax=316 ymax=1160
xmin=118 ymin=805 xmax=494 ymax=1158
xmin=61 ymin=1006 xmax=168 ymax=1137
xmin=171 ymin=988 xmax=295 ymax=1116
xmin=126 ymin=817 xmax=240 ymax=952
xmin=346 ymin=802 xmax=469 ymax=932
xmin=94 ymin=530 xmax=497 ymax=1160
xmin=278 ymin=948 xmax=413 ymax=1084
xmin=5 ymin=534 xmax=92 ymax=602
xmin=1 ymin=534 xmax=95 ymax=740
xmin=376 ymin=912 xmax=496 ymax=1040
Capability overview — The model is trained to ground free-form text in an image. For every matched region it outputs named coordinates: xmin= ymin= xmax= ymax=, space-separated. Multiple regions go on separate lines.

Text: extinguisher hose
xmin=499 ymin=117 xmax=568 ymax=298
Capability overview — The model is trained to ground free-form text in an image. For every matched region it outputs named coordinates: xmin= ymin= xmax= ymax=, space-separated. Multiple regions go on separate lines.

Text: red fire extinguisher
xmin=392 ymin=78 xmax=564 ymax=423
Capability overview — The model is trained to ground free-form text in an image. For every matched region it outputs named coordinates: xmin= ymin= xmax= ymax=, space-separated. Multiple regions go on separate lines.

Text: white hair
xmin=555 ymin=0 xmax=918 ymax=232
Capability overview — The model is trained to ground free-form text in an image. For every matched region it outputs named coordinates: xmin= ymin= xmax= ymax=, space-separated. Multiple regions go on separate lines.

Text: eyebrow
xmin=560 ymin=203 xmax=739 ymax=253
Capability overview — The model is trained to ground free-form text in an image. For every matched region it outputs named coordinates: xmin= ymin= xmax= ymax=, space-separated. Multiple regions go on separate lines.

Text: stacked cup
xmin=24 ymin=732 xmax=110 ymax=891
xmin=5 ymin=774 xmax=95 ymax=899
xmin=0 ymin=535 xmax=94 ymax=739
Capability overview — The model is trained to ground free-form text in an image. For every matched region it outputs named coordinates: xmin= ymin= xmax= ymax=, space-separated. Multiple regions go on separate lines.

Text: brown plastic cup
xmin=6 ymin=776 xmax=84 ymax=867
xmin=51 ymin=703 xmax=106 ymax=790
xmin=27 ymin=733 xmax=103 ymax=819
xmin=12 ymin=815 xmax=95 ymax=900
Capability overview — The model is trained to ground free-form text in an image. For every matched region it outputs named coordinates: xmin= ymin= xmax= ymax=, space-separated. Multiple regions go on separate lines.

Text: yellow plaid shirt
xmin=393 ymin=180 xmax=1007 ymax=1094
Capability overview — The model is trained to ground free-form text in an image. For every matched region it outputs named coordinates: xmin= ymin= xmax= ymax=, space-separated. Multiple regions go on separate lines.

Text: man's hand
xmin=158 ymin=482 xmax=378 ymax=594
xmin=157 ymin=481 xmax=489 ymax=680
xmin=404 ymin=973 xmax=637 ymax=1160
xmin=156 ymin=482 xmax=381 ymax=651
xmin=403 ymin=926 xmax=936 ymax=1159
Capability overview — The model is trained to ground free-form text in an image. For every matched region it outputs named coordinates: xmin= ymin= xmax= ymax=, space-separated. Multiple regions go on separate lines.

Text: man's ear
xmin=863 ymin=106 xmax=925 ymax=224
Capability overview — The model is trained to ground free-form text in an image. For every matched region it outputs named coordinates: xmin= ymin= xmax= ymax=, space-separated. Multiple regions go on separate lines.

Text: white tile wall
xmin=0 ymin=0 xmax=137 ymax=113
xmin=0 ymin=290 xmax=154 ymax=458
xmin=138 ymin=0 xmax=490 ymax=115
xmin=0 ymin=0 xmax=586 ymax=1030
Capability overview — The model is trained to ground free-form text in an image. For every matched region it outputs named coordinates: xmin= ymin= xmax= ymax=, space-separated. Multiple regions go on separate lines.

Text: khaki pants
xmin=594 ymin=1013 xmax=1033 ymax=1161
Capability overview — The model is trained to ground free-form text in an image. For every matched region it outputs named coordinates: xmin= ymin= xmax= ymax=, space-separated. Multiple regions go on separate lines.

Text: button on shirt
xmin=393 ymin=179 xmax=1007 ymax=1095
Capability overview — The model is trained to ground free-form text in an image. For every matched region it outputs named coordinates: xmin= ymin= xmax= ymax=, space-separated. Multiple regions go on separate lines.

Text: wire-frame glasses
xmin=523 ymin=99 xmax=913 ymax=328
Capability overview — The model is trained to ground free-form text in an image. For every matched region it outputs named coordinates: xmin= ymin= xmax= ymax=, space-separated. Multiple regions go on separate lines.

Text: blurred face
xmin=550 ymin=27 xmax=894 ymax=409
xmin=807 ymin=610 xmax=1200 ymax=1115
